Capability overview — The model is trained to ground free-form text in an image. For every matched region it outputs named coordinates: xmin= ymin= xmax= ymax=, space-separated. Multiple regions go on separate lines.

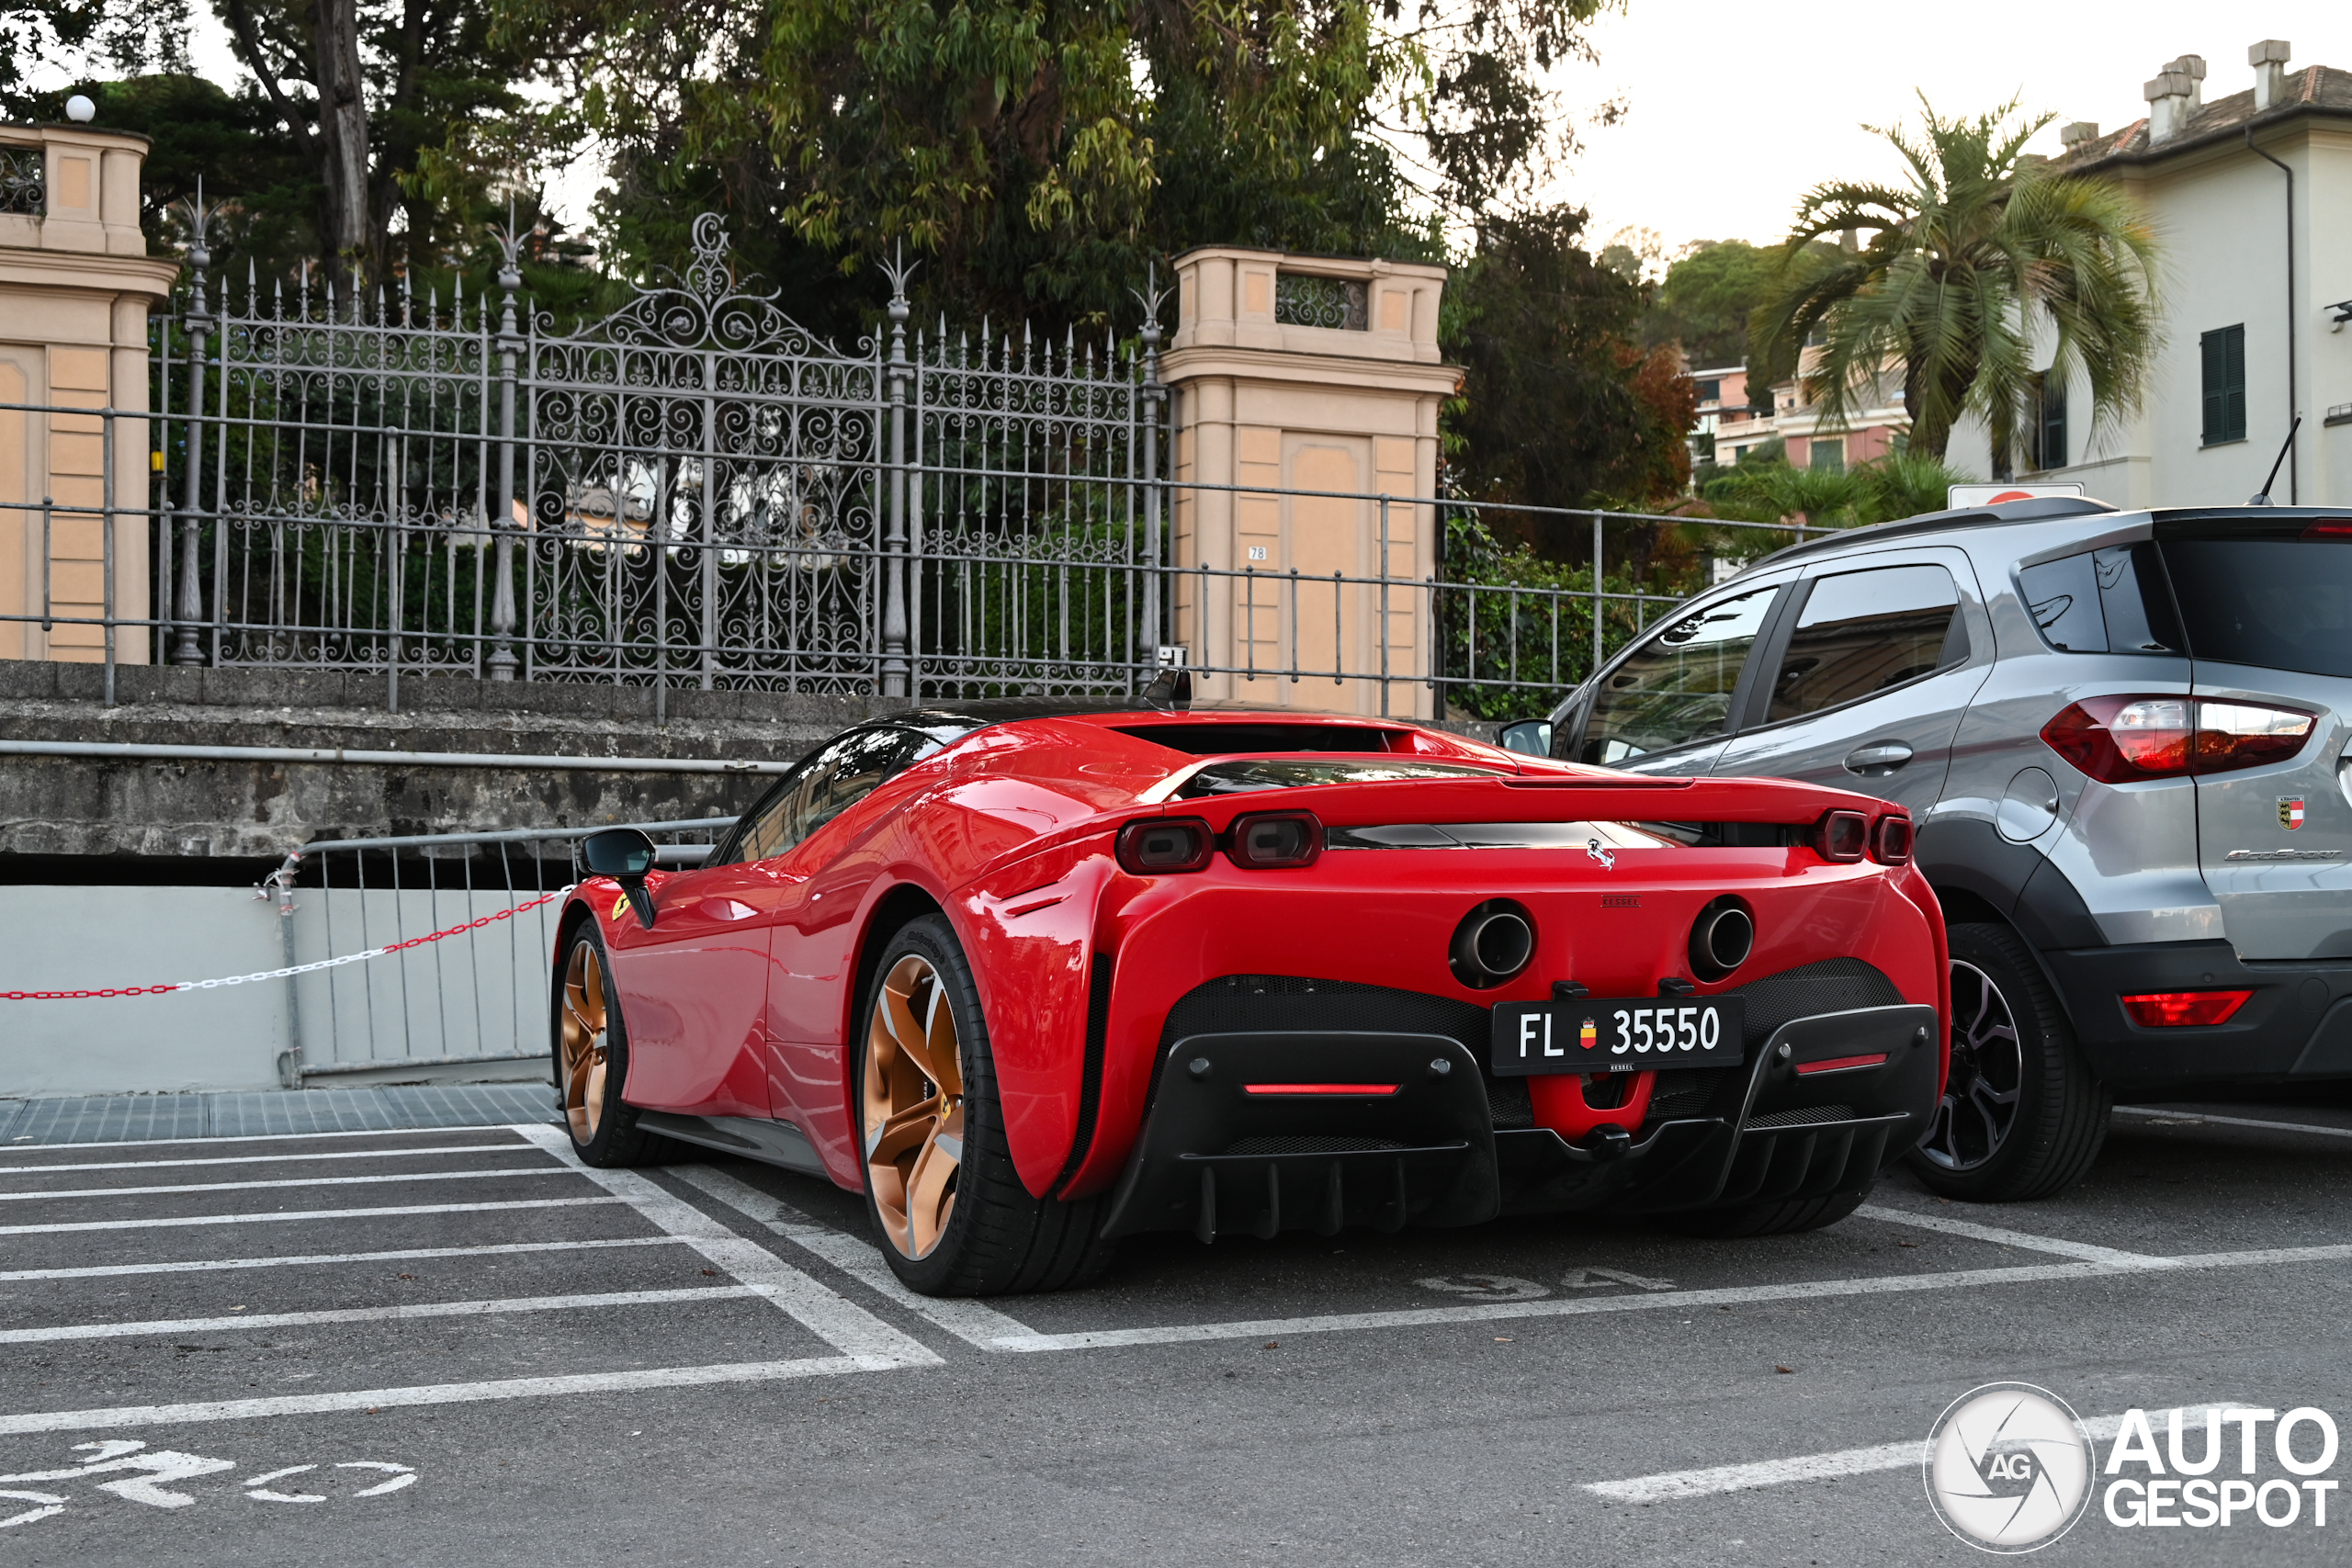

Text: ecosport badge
xmin=2280 ymin=796 xmax=2306 ymax=830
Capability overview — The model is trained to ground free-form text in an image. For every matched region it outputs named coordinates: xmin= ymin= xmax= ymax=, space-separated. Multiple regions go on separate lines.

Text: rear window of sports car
xmin=1112 ymin=723 xmax=1408 ymax=754
xmin=1171 ymin=760 xmax=1501 ymax=798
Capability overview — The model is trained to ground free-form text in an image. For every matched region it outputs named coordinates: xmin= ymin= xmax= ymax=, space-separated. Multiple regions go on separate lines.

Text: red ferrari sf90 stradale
xmin=551 ymin=701 xmax=1949 ymax=1296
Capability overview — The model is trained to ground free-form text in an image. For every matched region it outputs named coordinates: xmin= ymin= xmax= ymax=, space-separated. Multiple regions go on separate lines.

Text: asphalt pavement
xmin=4 ymin=1099 xmax=2350 ymax=1565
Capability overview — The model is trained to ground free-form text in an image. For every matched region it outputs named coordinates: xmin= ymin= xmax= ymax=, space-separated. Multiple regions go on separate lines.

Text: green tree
xmin=1647 ymin=239 xmax=1770 ymax=367
xmin=211 ymin=0 xmax=560 ymax=275
xmin=503 ymin=0 xmax=1615 ymax=334
xmin=1442 ymin=205 xmax=1694 ymax=525
xmin=1751 ymin=96 xmax=2159 ymax=460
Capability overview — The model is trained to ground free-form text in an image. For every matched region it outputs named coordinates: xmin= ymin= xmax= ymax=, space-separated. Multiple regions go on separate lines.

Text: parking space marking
xmin=0 ymin=1196 xmax=624 ymax=1237
xmin=0 ymin=1128 xmax=537 ymax=1153
xmin=512 ymin=1125 xmax=943 ymax=1370
xmin=1586 ymin=1403 xmax=2243 ymax=1503
xmin=978 ymin=1245 xmax=2352 ymax=1352
xmin=0 ymin=1168 xmax=571 ymax=1204
xmin=1853 ymin=1204 xmax=2169 ymax=1265
xmin=0 ymin=1357 xmax=872 ymax=1438
xmin=0 ymin=1235 xmax=680 ymax=1284
xmin=2116 ymin=1105 xmax=2352 ymax=1141
xmin=668 ymin=1164 xmax=1055 ymax=1352
xmin=0 ymin=1285 xmax=762 ymax=1345
xmin=0 ymin=1145 xmax=534 ymax=1176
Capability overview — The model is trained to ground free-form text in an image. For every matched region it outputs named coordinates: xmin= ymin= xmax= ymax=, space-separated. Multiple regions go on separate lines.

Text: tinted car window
xmin=2018 ymin=545 xmax=2181 ymax=654
xmin=2157 ymin=538 xmax=2352 ymax=678
xmin=1576 ymin=585 xmax=1780 ymax=764
xmin=1766 ymin=564 xmax=1962 ymax=722
xmin=710 ymin=728 xmax=940 ymax=865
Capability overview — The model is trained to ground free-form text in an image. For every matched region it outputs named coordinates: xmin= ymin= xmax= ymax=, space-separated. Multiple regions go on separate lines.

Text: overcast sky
xmin=1555 ymin=2 xmax=2346 ymax=262
xmin=170 ymin=3 xmax=2345 ymax=256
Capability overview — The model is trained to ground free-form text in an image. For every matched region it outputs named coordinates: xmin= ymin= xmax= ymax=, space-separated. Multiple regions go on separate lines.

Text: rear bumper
xmin=1097 ymin=1004 xmax=1941 ymax=1239
xmin=2044 ymin=941 xmax=2352 ymax=1089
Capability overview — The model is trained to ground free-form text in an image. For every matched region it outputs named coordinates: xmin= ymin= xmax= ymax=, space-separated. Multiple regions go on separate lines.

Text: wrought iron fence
xmin=0 ymin=209 xmax=1826 ymax=715
xmin=0 ymin=143 xmax=41 ymax=216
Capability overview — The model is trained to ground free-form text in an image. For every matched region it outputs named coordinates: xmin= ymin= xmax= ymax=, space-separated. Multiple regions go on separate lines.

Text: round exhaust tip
xmin=1690 ymin=898 xmax=1754 ymax=981
xmin=1450 ymin=900 xmax=1535 ymax=989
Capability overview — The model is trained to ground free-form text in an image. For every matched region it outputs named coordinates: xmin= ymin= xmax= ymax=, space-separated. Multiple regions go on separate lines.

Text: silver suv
xmin=1503 ymin=497 xmax=2352 ymax=1202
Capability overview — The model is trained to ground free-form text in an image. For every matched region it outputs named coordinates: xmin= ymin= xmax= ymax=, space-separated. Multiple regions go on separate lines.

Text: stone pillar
xmin=0 ymin=124 xmax=177 ymax=663
xmin=1161 ymin=247 xmax=1458 ymax=718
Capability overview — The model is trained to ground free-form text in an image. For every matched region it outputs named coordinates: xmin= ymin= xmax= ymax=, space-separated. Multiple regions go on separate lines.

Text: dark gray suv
xmin=1505 ymin=497 xmax=2352 ymax=1202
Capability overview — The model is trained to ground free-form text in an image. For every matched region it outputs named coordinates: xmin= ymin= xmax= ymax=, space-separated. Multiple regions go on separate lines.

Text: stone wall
xmin=0 ymin=660 xmax=898 ymax=869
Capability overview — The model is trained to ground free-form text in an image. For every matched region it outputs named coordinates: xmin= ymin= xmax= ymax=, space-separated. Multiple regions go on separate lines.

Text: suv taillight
xmin=2042 ymin=696 xmax=2312 ymax=784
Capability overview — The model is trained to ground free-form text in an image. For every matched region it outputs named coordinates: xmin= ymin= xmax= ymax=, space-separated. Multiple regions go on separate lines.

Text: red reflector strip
xmin=2120 ymin=989 xmax=2254 ymax=1028
xmin=1241 ymin=1083 xmax=1401 ymax=1096
xmin=1792 ymin=1054 xmax=1889 ymax=1077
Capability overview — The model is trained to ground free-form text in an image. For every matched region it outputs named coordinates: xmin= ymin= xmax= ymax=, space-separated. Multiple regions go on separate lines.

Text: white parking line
xmin=0 ymin=1196 xmax=624 ymax=1236
xmin=0 ymin=1286 xmax=760 ymax=1344
xmin=0 ymin=1235 xmax=681 ymax=1283
xmin=1852 ymin=1204 xmax=2169 ymax=1265
xmin=2115 ymin=1105 xmax=2352 ymax=1141
xmin=512 ymin=1125 xmax=942 ymax=1370
xmin=0 ymin=1358 xmax=872 ymax=1438
xmin=0 ymin=1168 xmax=571 ymax=1203
xmin=1587 ymin=1404 xmax=2242 ymax=1503
xmin=982 ymin=1243 xmax=2352 ymax=1352
xmin=0 ymin=1127 xmax=536 ymax=1153
xmin=667 ymin=1165 xmax=1056 ymax=1352
xmin=0 ymin=1144 xmax=536 ymax=1175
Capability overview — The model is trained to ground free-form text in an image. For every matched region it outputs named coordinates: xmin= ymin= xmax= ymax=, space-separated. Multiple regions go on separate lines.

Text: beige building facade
xmin=1161 ymin=248 xmax=1459 ymax=718
xmin=0 ymin=124 xmax=175 ymax=664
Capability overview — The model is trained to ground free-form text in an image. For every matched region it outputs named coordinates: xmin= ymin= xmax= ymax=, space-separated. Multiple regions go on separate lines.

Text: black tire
xmin=1905 ymin=921 xmax=2110 ymax=1201
xmin=551 ymin=921 xmax=676 ymax=1168
xmin=855 ymin=914 xmax=1117 ymax=1296
xmin=1657 ymin=1183 xmax=1874 ymax=1239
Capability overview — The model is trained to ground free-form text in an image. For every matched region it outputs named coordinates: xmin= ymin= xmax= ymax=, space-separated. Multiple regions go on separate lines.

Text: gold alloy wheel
xmin=560 ymin=942 xmax=611 ymax=1144
xmin=863 ymin=953 xmax=966 ymax=1260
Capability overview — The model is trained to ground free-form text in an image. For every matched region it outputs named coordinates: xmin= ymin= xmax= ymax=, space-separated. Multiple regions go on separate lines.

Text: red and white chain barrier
xmin=0 ymin=886 xmax=574 ymax=1001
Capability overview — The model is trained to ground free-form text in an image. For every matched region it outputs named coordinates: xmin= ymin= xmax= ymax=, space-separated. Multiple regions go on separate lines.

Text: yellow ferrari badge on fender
xmin=612 ymin=892 xmax=631 ymax=920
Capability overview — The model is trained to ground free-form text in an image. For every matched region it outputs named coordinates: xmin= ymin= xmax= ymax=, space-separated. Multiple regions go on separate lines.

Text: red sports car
xmin=552 ymin=700 xmax=1949 ymax=1296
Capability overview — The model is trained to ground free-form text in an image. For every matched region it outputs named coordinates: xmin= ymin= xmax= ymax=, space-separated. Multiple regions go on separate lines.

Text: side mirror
xmin=1498 ymin=719 xmax=1554 ymax=759
xmin=581 ymin=828 xmax=659 ymax=929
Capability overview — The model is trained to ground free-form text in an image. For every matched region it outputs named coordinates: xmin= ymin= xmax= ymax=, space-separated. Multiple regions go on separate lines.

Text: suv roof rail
xmin=1748 ymin=495 xmax=2120 ymax=569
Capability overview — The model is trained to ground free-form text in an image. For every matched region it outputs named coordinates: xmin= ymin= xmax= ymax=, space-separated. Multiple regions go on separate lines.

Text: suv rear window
xmin=2158 ymin=537 xmax=2352 ymax=677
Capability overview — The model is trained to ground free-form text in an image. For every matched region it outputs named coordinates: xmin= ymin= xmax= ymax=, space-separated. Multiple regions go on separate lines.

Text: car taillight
xmin=1226 ymin=811 xmax=1322 ymax=868
xmin=1871 ymin=815 xmax=1914 ymax=865
xmin=1115 ymin=817 xmax=1213 ymax=874
xmin=2120 ymin=989 xmax=2253 ymax=1028
xmin=2041 ymin=695 xmax=2312 ymax=784
xmin=2300 ymin=521 xmax=2352 ymax=541
xmin=1811 ymin=809 xmax=1868 ymax=863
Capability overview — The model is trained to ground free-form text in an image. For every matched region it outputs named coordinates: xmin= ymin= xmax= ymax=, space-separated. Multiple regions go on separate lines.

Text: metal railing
xmin=0 ymin=144 xmax=42 ymax=216
xmin=258 ymin=816 xmax=734 ymax=1085
xmin=0 ymin=208 xmax=1830 ymax=715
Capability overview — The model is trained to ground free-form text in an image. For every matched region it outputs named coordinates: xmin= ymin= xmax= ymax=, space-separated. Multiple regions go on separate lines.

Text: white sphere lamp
xmin=64 ymin=95 xmax=96 ymax=124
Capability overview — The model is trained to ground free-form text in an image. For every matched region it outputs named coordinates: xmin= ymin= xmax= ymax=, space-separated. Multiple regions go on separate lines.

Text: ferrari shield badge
xmin=2280 ymin=797 xmax=2306 ymax=831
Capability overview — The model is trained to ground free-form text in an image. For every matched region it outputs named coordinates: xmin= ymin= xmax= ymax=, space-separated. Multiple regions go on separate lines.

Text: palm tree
xmin=1752 ymin=97 xmax=2160 ymax=462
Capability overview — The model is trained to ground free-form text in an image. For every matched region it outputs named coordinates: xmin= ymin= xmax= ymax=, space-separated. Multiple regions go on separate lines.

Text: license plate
xmin=1489 ymin=997 xmax=1746 ymax=1076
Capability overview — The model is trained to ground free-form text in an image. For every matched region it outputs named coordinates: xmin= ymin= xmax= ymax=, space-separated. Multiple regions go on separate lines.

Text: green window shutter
xmin=2223 ymin=325 xmax=2246 ymax=443
xmin=2202 ymin=325 xmax=2246 ymax=445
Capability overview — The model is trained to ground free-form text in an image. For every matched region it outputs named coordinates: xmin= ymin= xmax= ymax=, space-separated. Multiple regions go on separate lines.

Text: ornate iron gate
xmin=153 ymin=214 xmax=1169 ymax=698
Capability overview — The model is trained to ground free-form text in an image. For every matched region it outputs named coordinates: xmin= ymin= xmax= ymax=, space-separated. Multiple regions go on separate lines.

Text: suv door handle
xmin=1844 ymin=741 xmax=1915 ymax=776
